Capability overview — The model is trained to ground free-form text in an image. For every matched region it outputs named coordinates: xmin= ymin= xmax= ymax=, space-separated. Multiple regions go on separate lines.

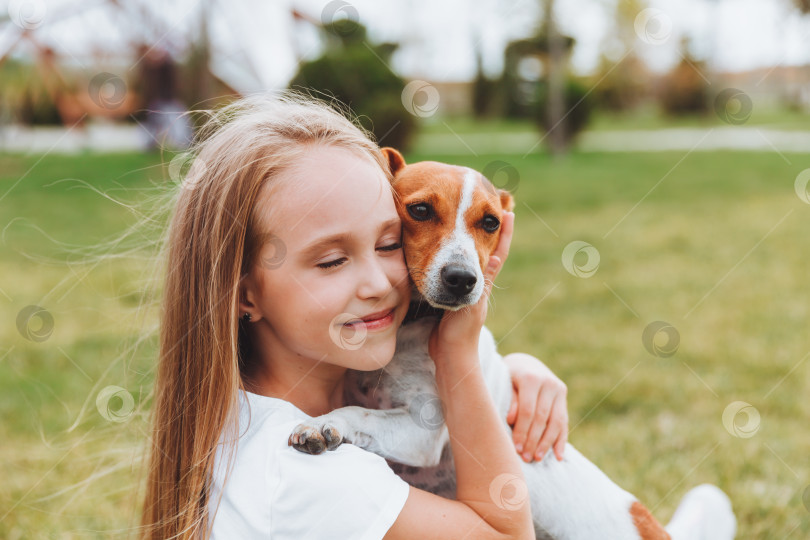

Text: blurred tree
xmin=0 ymin=58 xmax=60 ymax=125
xmin=472 ymin=43 xmax=499 ymax=118
xmin=289 ymin=20 xmax=415 ymax=150
xmin=18 ymin=85 xmax=62 ymax=125
xmin=535 ymin=78 xmax=593 ymax=149
xmin=499 ymin=1 xmax=587 ymax=154
xmin=186 ymin=0 xmax=215 ymax=108
xmin=592 ymin=55 xmax=649 ymax=111
xmin=592 ymin=0 xmax=652 ymax=111
xmin=659 ymin=39 xmax=710 ymax=116
xmin=543 ymin=0 xmax=567 ymax=156
xmin=500 ymin=32 xmax=575 ymax=117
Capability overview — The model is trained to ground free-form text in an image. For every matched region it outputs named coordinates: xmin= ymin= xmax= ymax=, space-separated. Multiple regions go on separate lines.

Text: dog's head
xmin=382 ymin=147 xmax=514 ymax=311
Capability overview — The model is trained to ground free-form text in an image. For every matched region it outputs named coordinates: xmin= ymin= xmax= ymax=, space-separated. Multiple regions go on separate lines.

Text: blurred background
xmin=1 ymin=0 xmax=810 ymax=538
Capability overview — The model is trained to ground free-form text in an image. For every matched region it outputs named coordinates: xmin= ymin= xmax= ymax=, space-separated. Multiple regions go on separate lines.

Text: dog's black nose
xmin=441 ymin=265 xmax=477 ymax=297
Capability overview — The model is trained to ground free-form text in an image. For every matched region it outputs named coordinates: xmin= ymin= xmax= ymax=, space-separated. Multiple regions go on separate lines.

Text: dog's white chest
xmin=344 ymin=317 xmax=513 ymax=500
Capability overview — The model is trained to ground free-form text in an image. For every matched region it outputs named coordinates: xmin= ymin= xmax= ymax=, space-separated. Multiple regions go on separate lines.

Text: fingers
xmin=511 ymin=377 xmax=539 ymax=457
xmin=535 ymin=399 xmax=566 ymax=462
xmin=521 ymin=389 xmax=554 ymax=462
xmin=483 ymin=211 xmax=514 ymax=287
xmin=552 ymin=415 xmax=569 ymax=461
xmin=491 ymin=211 xmax=514 ymax=270
xmin=551 ymin=385 xmax=568 ymax=461
xmin=507 ymin=388 xmax=518 ymax=425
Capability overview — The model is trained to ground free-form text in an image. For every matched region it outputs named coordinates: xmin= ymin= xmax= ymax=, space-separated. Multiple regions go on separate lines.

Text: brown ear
xmin=381 ymin=147 xmax=406 ymax=175
xmin=499 ymin=190 xmax=515 ymax=213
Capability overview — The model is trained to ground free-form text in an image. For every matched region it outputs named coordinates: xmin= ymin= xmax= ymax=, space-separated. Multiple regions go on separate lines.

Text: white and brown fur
xmin=288 ymin=148 xmax=736 ymax=540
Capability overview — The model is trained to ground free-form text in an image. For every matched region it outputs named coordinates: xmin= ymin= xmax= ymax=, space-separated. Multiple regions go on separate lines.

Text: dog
xmin=287 ymin=148 xmax=737 ymax=540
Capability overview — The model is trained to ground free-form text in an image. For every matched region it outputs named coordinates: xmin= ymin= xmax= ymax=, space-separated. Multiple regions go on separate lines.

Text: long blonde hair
xmin=140 ymin=92 xmax=391 ymax=540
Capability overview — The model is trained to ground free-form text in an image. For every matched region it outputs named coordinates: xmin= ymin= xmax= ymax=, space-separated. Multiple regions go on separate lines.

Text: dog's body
xmin=337 ymin=316 xmax=648 ymax=540
xmin=288 ymin=149 xmax=737 ymax=540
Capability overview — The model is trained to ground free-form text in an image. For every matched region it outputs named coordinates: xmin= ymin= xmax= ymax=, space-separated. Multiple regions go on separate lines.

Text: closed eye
xmin=316 ymin=257 xmax=346 ymax=269
xmin=377 ymin=242 xmax=402 ymax=252
xmin=317 ymin=242 xmax=401 ymax=269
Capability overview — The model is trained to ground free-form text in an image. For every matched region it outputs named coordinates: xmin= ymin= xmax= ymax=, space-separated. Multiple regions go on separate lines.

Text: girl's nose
xmin=357 ymin=256 xmax=393 ymax=300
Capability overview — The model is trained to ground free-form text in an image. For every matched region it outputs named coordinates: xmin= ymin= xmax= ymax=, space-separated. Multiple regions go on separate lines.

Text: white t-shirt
xmin=207 ymin=389 xmax=411 ymax=539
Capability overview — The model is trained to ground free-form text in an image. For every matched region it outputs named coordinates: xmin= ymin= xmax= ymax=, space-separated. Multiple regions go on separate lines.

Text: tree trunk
xmin=544 ymin=0 xmax=567 ymax=156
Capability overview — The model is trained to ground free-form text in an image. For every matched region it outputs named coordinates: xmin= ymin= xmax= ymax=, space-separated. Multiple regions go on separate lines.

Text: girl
xmin=139 ymin=92 xmax=568 ymax=539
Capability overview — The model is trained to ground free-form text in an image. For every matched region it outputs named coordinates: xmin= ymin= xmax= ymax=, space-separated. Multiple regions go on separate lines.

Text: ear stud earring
xmin=242 ymin=313 xmax=252 ymax=322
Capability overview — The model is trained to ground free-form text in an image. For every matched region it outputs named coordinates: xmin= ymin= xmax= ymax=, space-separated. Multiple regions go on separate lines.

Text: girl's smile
xmin=343 ymin=307 xmax=396 ymax=331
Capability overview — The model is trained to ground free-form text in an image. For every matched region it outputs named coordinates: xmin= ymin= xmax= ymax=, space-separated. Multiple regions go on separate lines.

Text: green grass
xmin=588 ymin=104 xmax=810 ymax=132
xmin=2 ymin=147 xmax=810 ymax=538
xmin=431 ymin=105 xmax=810 ymax=134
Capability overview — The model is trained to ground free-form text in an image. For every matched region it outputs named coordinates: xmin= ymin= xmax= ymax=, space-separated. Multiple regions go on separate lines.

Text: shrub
xmin=289 ymin=21 xmax=416 ymax=150
xmin=659 ymin=57 xmax=710 ymax=116
xmin=534 ymin=78 xmax=594 ymax=149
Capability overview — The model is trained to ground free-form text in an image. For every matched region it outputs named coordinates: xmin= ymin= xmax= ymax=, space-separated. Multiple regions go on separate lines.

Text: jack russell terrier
xmin=288 ymin=148 xmax=737 ymax=540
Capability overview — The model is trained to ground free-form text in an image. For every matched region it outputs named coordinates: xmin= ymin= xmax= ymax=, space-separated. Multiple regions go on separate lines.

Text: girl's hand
xmin=503 ymin=352 xmax=568 ymax=463
xmin=429 ymin=212 xmax=515 ymax=364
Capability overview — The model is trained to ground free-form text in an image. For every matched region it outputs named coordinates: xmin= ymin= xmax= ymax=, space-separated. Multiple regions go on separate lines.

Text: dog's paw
xmin=288 ymin=421 xmax=344 ymax=455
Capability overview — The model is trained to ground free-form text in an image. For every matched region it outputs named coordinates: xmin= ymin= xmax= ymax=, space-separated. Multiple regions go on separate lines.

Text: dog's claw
xmin=289 ymin=422 xmax=345 ymax=455
xmin=322 ymin=425 xmax=343 ymax=451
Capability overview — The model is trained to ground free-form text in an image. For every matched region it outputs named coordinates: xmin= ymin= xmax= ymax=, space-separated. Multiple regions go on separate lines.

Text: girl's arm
xmin=384 ymin=212 xmax=534 ymax=540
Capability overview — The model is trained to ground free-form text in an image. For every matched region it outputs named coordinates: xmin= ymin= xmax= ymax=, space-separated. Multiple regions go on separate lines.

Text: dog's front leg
xmin=289 ymin=405 xmax=448 ymax=468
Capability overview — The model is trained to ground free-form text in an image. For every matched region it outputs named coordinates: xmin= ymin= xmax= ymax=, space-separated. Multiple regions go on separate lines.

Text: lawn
xmin=1 ymin=144 xmax=809 ymax=538
xmin=423 ymin=105 xmax=810 ymax=136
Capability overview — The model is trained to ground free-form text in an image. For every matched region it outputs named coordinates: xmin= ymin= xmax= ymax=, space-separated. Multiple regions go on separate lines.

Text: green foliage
xmin=534 ymin=78 xmax=594 ymax=147
xmin=659 ymin=56 xmax=710 ymax=116
xmin=591 ymin=55 xmax=650 ymax=112
xmin=0 ymin=59 xmax=61 ymax=125
xmin=500 ymin=32 xmax=575 ymax=119
xmin=17 ymin=86 xmax=62 ymax=125
xmin=289 ymin=21 xmax=416 ymax=150
xmin=472 ymin=49 xmax=500 ymax=118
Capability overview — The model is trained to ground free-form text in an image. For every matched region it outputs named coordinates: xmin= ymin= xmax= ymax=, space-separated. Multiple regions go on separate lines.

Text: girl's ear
xmin=238 ymin=275 xmax=261 ymax=322
xmin=381 ymin=147 xmax=406 ymax=176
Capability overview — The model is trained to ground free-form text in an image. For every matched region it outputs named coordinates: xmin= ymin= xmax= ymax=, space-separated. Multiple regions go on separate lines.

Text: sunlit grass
xmin=426 ymin=105 xmax=810 ymax=136
xmin=1 ymin=147 xmax=809 ymax=538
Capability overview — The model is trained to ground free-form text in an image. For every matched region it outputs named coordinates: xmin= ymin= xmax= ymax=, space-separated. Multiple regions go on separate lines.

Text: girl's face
xmin=240 ymin=145 xmax=411 ymax=372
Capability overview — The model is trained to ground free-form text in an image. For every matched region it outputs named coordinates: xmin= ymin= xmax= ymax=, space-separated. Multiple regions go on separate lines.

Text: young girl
xmin=139 ymin=92 xmax=569 ymax=539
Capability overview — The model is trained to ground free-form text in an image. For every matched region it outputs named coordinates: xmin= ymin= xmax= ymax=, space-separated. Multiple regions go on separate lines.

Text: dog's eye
xmin=481 ymin=215 xmax=500 ymax=233
xmin=407 ymin=203 xmax=434 ymax=222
